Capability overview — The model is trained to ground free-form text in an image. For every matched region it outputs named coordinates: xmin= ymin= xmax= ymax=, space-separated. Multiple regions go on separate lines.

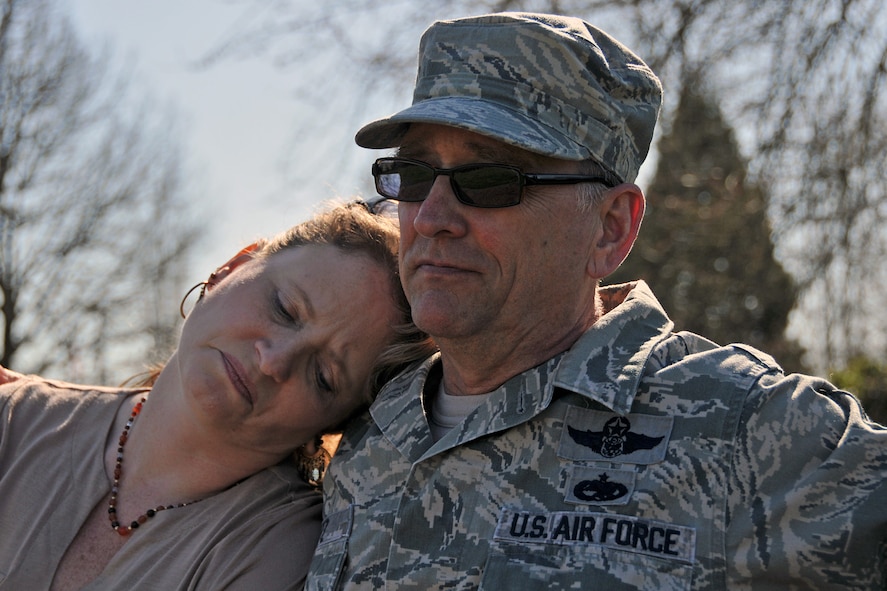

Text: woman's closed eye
xmin=273 ymin=288 xmax=337 ymax=397
xmin=314 ymin=361 xmax=335 ymax=396
xmin=274 ymin=292 xmax=301 ymax=325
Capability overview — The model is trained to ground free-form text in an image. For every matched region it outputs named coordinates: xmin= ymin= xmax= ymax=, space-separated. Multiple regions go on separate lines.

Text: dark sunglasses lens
xmin=452 ymin=166 xmax=521 ymax=207
xmin=375 ymin=161 xmax=433 ymax=202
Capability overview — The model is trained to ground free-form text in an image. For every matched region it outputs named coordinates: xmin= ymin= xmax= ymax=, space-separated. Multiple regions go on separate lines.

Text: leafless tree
xmin=0 ymin=0 xmax=199 ymax=384
xmin=205 ymin=0 xmax=886 ymax=373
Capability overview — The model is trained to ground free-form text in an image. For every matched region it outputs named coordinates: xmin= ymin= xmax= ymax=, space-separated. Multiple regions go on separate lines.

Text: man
xmin=307 ymin=13 xmax=887 ymax=590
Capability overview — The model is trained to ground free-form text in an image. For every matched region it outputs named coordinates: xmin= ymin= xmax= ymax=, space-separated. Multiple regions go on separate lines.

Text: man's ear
xmin=205 ymin=242 xmax=262 ymax=292
xmin=587 ymin=184 xmax=645 ymax=280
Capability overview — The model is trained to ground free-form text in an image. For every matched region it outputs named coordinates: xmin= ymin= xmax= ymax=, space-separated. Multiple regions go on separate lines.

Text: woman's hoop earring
xmin=180 ymin=270 xmax=222 ymax=319
xmin=179 ymin=281 xmax=209 ymax=319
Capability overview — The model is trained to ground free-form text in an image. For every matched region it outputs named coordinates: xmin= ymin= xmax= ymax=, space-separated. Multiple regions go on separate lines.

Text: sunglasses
xmin=372 ymin=157 xmax=616 ymax=209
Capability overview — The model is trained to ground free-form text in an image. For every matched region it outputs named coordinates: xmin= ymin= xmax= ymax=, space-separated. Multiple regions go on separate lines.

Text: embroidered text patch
xmin=494 ymin=508 xmax=696 ymax=564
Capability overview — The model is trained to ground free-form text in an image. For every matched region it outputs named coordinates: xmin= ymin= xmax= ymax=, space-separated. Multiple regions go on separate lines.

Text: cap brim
xmin=355 ymin=97 xmax=590 ymax=161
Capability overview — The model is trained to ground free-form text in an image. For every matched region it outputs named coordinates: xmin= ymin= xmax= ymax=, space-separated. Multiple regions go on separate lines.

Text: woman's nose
xmin=255 ymin=336 xmax=297 ymax=383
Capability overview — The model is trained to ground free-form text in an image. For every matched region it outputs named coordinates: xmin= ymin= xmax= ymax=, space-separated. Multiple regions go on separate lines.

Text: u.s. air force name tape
xmin=494 ymin=508 xmax=696 ymax=564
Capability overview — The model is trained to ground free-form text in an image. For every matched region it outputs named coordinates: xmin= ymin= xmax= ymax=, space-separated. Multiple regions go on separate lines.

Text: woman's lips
xmin=221 ymin=351 xmax=254 ymax=408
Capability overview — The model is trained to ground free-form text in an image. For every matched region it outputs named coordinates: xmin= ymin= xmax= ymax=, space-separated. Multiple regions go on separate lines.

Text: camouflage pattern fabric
xmin=355 ymin=13 xmax=662 ymax=185
xmin=306 ymin=282 xmax=887 ymax=590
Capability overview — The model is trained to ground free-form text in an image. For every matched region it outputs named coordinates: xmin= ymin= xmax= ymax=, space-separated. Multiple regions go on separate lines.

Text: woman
xmin=0 ymin=201 xmax=435 ymax=590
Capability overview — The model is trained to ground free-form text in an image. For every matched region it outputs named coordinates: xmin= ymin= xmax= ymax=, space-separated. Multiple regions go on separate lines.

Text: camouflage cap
xmin=355 ymin=12 xmax=663 ymax=184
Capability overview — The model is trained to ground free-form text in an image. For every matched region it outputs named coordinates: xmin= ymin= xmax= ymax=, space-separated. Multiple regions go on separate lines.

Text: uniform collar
xmin=369 ymin=281 xmax=673 ymax=459
xmin=552 ymin=281 xmax=673 ymax=415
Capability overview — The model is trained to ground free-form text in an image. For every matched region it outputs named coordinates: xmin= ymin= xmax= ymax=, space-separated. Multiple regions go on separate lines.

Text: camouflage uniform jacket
xmin=307 ymin=281 xmax=887 ymax=590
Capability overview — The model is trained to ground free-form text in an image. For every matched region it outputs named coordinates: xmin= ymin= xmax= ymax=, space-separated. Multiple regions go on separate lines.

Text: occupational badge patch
xmin=565 ymin=466 xmax=636 ymax=505
xmin=558 ymin=408 xmax=673 ymax=464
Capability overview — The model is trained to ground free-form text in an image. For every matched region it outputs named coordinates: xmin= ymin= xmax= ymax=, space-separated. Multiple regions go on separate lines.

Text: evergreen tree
xmin=830 ymin=357 xmax=887 ymax=425
xmin=607 ymin=81 xmax=806 ymax=372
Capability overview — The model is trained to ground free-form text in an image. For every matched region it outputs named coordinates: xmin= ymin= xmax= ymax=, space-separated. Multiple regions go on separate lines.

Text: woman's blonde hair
xmin=129 ymin=201 xmax=437 ymax=410
xmin=259 ymin=200 xmax=436 ymax=404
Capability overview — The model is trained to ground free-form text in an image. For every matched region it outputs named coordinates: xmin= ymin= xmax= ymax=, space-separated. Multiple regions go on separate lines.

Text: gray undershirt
xmin=429 ymin=382 xmax=488 ymax=441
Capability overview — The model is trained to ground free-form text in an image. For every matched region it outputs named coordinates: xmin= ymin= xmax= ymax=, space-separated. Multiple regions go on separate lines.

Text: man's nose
xmin=411 ymin=176 xmax=468 ymax=238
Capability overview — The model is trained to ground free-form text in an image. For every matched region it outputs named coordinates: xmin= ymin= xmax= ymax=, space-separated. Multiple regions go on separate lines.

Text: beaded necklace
xmin=108 ymin=396 xmax=203 ymax=536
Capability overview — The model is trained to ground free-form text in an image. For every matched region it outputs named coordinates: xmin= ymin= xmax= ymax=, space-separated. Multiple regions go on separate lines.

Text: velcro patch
xmin=494 ymin=508 xmax=696 ymax=564
xmin=317 ymin=506 xmax=353 ymax=548
xmin=559 ymin=408 xmax=673 ymax=464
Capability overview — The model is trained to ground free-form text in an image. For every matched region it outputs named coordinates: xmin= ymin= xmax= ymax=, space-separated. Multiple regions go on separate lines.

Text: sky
xmin=66 ymin=0 xmax=372 ymax=282
xmin=65 ymin=1 xmax=661 ymax=284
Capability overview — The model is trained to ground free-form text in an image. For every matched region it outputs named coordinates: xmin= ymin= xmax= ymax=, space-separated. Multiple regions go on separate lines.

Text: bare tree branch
xmin=0 ymin=0 xmax=199 ymax=383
